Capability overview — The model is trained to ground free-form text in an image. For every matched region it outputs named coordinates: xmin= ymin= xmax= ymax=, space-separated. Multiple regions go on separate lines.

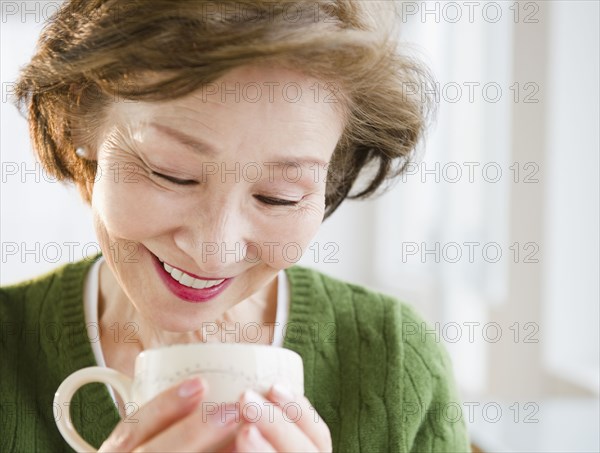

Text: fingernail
xmin=178 ymin=377 xmax=204 ymax=398
xmin=241 ymin=390 xmax=264 ymax=421
xmin=242 ymin=389 xmax=264 ymax=405
xmin=271 ymin=382 xmax=294 ymax=400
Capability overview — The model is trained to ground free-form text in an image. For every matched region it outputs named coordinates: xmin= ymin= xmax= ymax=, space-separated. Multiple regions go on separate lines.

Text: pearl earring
xmin=75 ymin=147 xmax=87 ymax=158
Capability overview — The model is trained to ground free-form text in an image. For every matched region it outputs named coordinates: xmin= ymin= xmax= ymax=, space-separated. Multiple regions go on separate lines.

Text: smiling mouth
xmin=156 ymin=258 xmax=226 ymax=289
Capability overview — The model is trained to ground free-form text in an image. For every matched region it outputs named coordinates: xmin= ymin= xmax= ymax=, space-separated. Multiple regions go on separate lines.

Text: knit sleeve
xmin=387 ymin=298 xmax=471 ymax=452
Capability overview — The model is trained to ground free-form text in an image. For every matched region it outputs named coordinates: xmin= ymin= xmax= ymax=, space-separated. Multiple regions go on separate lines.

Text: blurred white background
xmin=1 ymin=1 xmax=598 ymax=451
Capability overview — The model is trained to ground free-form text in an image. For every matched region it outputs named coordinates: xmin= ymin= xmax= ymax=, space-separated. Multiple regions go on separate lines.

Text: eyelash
xmin=152 ymin=171 xmax=197 ymax=186
xmin=151 ymin=172 xmax=300 ymax=206
xmin=254 ymin=196 xmax=300 ymax=206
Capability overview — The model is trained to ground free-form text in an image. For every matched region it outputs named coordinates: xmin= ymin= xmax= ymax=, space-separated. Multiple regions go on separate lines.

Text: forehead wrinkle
xmin=159 ymin=116 xmax=219 ymax=139
xmin=153 ymin=105 xmax=222 ymax=137
xmin=188 ymin=91 xmax=239 ymax=112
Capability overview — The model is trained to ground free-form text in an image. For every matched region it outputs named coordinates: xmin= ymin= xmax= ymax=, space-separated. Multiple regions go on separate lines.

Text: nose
xmin=173 ymin=202 xmax=250 ymax=276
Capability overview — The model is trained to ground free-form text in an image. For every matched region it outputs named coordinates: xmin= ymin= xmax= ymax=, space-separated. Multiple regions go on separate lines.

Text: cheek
xmin=252 ymin=210 xmax=323 ymax=269
xmin=91 ymin=164 xmax=182 ymax=240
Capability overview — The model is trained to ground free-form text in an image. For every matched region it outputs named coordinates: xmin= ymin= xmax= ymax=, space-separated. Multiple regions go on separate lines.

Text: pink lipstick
xmin=151 ymin=253 xmax=233 ymax=303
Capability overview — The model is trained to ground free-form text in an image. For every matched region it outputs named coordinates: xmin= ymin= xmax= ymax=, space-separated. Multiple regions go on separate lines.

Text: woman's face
xmin=91 ymin=65 xmax=345 ymax=331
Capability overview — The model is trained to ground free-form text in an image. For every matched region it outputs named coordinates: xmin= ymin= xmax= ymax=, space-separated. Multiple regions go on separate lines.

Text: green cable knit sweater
xmin=0 ymin=254 xmax=469 ymax=452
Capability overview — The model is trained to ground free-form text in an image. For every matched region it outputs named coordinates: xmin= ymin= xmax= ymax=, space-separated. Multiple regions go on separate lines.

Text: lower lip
xmin=151 ymin=254 xmax=233 ymax=303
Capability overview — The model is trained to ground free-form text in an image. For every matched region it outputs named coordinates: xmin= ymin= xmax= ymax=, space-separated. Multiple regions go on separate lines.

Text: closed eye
xmin=254 ymin=195 xmax=300 ymax=206
xmin=151 ymin=171 xmax=198 ymax=186
xmin=152 ymin=171 xmax=298 ymax=204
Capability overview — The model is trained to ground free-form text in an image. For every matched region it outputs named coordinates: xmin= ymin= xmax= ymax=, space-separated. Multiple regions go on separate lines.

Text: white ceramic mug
xmin=54 ymin=343 xmax=304 ymax=452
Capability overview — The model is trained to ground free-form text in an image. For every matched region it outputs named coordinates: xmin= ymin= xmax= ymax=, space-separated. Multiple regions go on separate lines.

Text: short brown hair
xmin=13 ymin=0 xmax=435 ymax=219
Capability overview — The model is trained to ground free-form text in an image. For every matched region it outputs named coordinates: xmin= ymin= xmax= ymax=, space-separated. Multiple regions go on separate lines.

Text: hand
xmin=98 ymin=377 xmax=241 ymax=452
xmin=234 ymin=383 xmax=332 ymax=453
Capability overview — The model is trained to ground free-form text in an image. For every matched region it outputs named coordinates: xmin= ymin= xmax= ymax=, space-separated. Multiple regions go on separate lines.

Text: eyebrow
xmin=150 ymin=122 xmax=329 ymax=168
xmin=151 ymin=122 xmax=219 ymax=157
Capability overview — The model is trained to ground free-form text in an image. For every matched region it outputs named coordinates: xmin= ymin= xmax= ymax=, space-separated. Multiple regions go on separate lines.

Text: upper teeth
xmin=161 ymin=261 xmax=224 ymax=289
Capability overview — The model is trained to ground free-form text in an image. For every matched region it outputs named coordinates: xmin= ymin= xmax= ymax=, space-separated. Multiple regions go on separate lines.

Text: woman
xmin=1 ymin=0 xmax=470 ymax=451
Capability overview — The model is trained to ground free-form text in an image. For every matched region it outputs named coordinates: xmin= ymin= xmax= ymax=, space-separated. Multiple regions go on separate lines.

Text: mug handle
xmin=54 ymin=366 xmax=133 ymax=452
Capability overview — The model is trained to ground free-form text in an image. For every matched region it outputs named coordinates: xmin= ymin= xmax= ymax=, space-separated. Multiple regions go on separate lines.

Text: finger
xmin=99 ymin=377 xmax=206 ymax=452
xmin=266 ymin=382 xmax=332 ymax=452
xmin=235 ymin=424 xmax=277 ymax=453
xmin=132 ymin=404 xmax=242 ymax=452
xmin=239 ymin=389 xmax=318 ymax=453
